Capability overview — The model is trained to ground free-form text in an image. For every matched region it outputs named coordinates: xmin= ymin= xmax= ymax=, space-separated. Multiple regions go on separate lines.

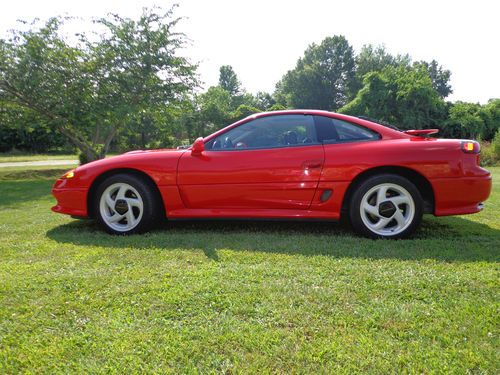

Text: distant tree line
xmin=0 ymin=7 xmax=498 ymax=162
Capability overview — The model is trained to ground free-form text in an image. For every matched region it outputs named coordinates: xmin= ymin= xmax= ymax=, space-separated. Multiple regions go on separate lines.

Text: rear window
xmin=314 ymin=116 xmax=380 ymax=143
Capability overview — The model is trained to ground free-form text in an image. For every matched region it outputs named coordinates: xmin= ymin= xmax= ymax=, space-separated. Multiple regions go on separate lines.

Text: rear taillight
xmin=461 ymin=141 xmax=480 ymax=154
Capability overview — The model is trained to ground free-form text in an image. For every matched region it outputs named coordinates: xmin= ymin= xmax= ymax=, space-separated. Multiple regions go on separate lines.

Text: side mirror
xmin=191 ymin=137 xmax=204 ymax=155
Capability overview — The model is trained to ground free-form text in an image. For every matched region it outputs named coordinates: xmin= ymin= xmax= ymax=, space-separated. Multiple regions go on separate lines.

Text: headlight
xmin=62 ymin=169 xmax=75 ymax=179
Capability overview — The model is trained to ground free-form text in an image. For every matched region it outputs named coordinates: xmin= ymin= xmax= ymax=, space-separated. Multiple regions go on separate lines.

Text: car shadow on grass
xmin=46 ymin=215 xmax=500 ymax=263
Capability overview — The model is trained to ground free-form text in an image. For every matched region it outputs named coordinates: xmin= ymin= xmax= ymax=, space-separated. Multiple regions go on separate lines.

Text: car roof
xmin=204 ymin=110 xmax=408 ymax=142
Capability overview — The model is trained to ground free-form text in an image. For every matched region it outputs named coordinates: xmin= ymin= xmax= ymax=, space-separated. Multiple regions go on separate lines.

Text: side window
xmin=314 ymin=116 xmax=380 ymax=143
xmin=207 ymin=115 xmax=317 ymax=150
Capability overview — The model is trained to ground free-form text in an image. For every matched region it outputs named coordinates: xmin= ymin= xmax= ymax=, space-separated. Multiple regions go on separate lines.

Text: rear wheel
xmin=349 ymin=174 xmax=423 ymax=239
xmin=94 ymin=174 xmax=161 ymax=234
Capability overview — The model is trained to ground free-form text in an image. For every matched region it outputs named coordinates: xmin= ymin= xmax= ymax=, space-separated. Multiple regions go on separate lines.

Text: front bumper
xmin=51 ymin=179 xmax=89 ymax=217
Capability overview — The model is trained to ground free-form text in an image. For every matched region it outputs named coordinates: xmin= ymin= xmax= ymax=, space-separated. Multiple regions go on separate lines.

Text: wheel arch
xmin=87 ymin=168 xmax=166 ymax=219
xmin=340 ymin=166 xmax=435 ymax=217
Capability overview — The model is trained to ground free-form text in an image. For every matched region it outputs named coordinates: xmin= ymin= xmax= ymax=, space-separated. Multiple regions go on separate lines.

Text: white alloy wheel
xmin=359 ymin=183 xmax=415 ymax=236
xmin=99 ymin=182 xmax=144 ymax=232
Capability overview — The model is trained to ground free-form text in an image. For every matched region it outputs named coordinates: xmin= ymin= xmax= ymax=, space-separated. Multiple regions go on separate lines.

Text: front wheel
xmin=94 ymin=174 xmax=161 ymax=234
xmin=349 ymin=174 xmax=423 ymax=239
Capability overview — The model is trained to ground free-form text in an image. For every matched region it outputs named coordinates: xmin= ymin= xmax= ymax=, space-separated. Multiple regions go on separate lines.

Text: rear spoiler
xmin=403 ymin=129 xmax=439 ymax=136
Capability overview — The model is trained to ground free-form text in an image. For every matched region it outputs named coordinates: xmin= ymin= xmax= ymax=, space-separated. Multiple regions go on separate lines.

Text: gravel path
xmin=0 ymin=160 xmax=78 ymax=168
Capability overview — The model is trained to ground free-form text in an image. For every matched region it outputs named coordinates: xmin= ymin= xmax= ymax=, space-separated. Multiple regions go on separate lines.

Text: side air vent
xmin=320 ymin=189 xmax=333 ymax=202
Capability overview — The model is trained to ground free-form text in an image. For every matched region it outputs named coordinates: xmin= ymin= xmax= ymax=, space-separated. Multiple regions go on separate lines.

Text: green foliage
xmin=267 ymin=103 xmax=287 ymax=111
xmin=230 ymin=104 xmax=260 ymax=122
xmin=445 ymin=102 xmax=485 ymax=139
xmin=479 ymin=99 xmax=500 ymax=140
xmin=340 ymin=65 xmax=445 ymax=129
xmin=353 ymin=44 xmax=411 ymax=94
xmin=0 ymin=20 xmax=497 ymax=153
xmin=218 ymin=65 xmax=241 ymax=97
xmin=414 ymin=60 xmax=452 ymax=98
xmin=495 ymin=129 xmax=500 ymax=158
xmin=197 ymin=86 xmax=232 ymax=134
xmin=275 ymin=35 xmax=356 ymax=110
xmin=0 ymin=8 xmax=197 ymax=162
xmin=250 ymin=91 xmax=276 ymax=111
xmin=356 ymin=44 xmax=400 ymax=79
xmin=482 ymin=130 xmax=500 ymax=166
xmin=0 ymin=102 xmax=70 ymax=153
xmin=0 ymin=18 xmax=95 ymax=158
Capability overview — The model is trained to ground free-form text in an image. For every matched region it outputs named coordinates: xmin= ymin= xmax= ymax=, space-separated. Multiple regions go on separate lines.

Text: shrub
xmin=480 ymin=130 xmax=500 ymax=166
xmin=493 ymin=129 xmax=500 ymax=159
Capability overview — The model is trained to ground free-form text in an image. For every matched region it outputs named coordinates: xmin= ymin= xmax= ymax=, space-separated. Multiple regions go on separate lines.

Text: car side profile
xmin=52 ymin=110 xmax=492 ymax=239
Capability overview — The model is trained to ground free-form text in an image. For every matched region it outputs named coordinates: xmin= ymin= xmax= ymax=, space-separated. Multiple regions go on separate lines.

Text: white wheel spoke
xmin=373 ymin=217 xmax=391 ymax=230
xmin=108 ymin=213 xmax=125 ymax=223
xmin=116 ymin=186 xmax=126 ymax=200
xmin=376 ymin=186 xmax=388 ymax=205
xmin=126 ymin=198 xmax=142 ymax=209
xmin=363 ymin=203 xmax=380 ymax=217
xmin=125 ymin=210 xmax=136 ymax=226
xmin=393 ymin=210 xmax=406 ymax=227
xmin=389 ymin=195 xmax=411 ymax=207
xmin=105 ymin=195 xmax=115 ymax=209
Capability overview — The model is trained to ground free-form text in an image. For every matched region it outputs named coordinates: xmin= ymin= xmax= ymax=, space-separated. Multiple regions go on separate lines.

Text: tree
xmin=0 ymin=7 xmax=197 ymax=162
xmin=218 ymin=65 xmax=241 ymax=97
xmin=414 ymin=60 xmax=452 ymax=98
xmin=444 ymin=102 xmax=484 ymax=139
xmin=479 ymin=98 xmax=500 ymax=140
xmin=0 ymin=18 xmax=96 ymax=158
xmin=90 ymin=8 xmax=197 ymax=157
xmin=353 ymin=44 xmax=410 ymax=93
xmin=274 ymin=35 xmax=356 ymax=110
xmin=229 ymin=104 xmax=260 ymax=122
xmin=354 ymin=45 xmax=452 ymax=100
xmin=196 ymin=86 xmax=232 ymax=135
xmin=0 ymin=102 xmax=69 ymax=152
xmin=340 ymin=65 xmax=445 ymax=129
xmin=251 ymin=91 xmax=276 ymax=111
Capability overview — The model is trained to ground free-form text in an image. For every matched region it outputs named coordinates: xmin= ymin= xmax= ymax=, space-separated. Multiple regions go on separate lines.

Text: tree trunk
xmin=99 ymin=127 xmax=118 ymax=159
xmin=58 ymin=125 xmax=100 ymax=163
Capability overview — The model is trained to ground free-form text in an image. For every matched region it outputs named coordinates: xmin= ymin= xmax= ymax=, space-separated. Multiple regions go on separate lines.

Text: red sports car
xmin=52 ymin=110 xmax=492 ymax=239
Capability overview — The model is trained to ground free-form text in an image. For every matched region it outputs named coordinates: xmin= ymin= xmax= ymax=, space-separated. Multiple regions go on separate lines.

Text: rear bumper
xmin=51 ymin=179 xmax=88 ymax=217
xmin=432 ymin=174 xmax=492 ymax=216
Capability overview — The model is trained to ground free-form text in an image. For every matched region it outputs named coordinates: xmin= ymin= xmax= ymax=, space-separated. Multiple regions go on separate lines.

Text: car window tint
xmin=207 ymin=115 xmax=317 ymax=150
xmin=315 ymin=116 xmax=379 ymax=143
xmin=334 ymin=119 xmax=379 ymax=141
xmin=314 ymin=115 xmax=339 ymax=142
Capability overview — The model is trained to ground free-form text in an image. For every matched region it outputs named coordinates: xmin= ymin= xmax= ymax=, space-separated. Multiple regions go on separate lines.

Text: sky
xmin=1 ymin=0 xmax=499 ymax=103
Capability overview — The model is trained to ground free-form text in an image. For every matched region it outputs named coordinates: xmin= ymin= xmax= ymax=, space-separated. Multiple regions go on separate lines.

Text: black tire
xmin=94 ymin=173 xmax=162 ymax=235
xmin=349 ymin=174 xmax=423 ymax=239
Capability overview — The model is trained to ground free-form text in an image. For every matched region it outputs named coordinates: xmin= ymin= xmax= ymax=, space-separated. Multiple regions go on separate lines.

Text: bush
xmin=480 ymin=130 xmax=500 ymax=166
xmin=78 ymin=152 xmax=90 ymax=165
xmin=494 ymin=129 xmax=500 ymax=159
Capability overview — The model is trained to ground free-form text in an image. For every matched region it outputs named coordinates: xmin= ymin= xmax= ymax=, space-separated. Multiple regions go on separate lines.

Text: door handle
xmin=303 ymin=160 xmax=323 ymax=169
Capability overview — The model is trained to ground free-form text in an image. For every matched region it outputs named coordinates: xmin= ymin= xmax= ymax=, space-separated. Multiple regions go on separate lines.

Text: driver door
xmin=177 ymin=114 xmax=324 ymax=210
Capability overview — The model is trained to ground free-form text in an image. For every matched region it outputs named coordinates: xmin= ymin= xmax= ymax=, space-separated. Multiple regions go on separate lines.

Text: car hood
xmin=80 ymin=148 xmax=185 ymax=168
xmin=123 ymin=148 xmax=180 ymax=155
xmin=71 ymin=148 xmax=187 ymax=186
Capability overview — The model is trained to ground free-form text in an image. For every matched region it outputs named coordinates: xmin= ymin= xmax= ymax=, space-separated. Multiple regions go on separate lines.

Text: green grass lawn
xmin=0 ymin=166 xmax=76 ymax=181
xmin=0 ymin=168 xmax=498 ymax=373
